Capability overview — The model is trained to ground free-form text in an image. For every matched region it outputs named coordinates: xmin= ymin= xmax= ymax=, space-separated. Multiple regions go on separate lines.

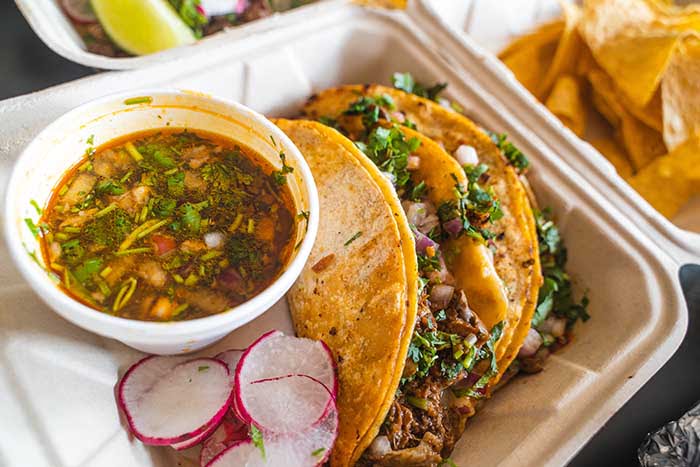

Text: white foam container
xmin=0 ymin=2 xmax=689 ymax=466
xmin=418 ymin=0 xmax=700 ymax=263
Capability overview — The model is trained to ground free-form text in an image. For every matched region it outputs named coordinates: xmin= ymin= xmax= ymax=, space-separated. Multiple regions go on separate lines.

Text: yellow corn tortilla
xmin=303 ymin=85 xmax=542 ymax=385
xmin=277 ymin=119 xmax=418 ymax=467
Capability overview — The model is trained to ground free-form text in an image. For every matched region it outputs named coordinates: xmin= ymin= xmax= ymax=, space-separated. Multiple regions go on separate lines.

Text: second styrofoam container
xmin=14 ymin=0 xmax=331 ymax=70
xmin=0 ymin=3 xmax=688 ymax=466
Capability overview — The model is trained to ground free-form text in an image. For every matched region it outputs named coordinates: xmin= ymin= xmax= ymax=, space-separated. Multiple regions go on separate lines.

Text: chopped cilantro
xmin=489 ymin=132 xmax=530 ymax=172
xmin=344 ymin=94 xmax=395 ymax=128
xmin=179 ymin=203 xmax=202 ymax=234
xmin=153 ymin=198 xmax=177 ymax=217
xmin=311 ymin=447 xmax=326 ymax=457
xmin=83 ymin=207 xmax=133 ymax=248
xmin=437 ymin=173 xmax=502 ymax=243
xmin=318 ymin=116 xmax=340 ymax=130
xmin=532 ymin=208 xmax=590 ymax=328
xmin=166 ymin=171 xmax=185 ymax=197
xmin=459 ymin=321 xmax=503 ymax=399
xmin=168 ymin=0 xmax=207 ymax=37
xmin=24 ymin=218 xmax=40 ymax=237
xmin=439 ymin=458 xmax=458 ymax=467
xmin=435 ymin=309 xmax=447 ymax=321
xmin=409 ymin=180 xmax=427 ymax=201
xmin=391 ymin=72 xmax=447 ymax=102
xmin=360 ymin=125 xmax=420 ymax=188
xmin=86 ymin=134 xmax=95 ymax=145
xmin=250 ymin=424 xmax=265 ymax=459
xmin=95 ymin=179 xmax=126 ymax=196
xmin=344 ymin=231 xmax=363 ymax=246
xmin=417 ymin=252 xmax=440 ymax=274
xmin=272 ymin=152 xmax=294 ymax=185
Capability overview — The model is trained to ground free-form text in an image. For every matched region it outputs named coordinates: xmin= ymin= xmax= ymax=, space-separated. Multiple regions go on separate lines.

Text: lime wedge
xmin=90 ymin=0 xmax=196 ymax=56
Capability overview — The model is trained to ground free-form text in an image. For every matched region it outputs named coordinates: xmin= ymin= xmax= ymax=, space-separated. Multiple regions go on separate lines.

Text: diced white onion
xmin=368 ymin=436 xmax=393 ymax=456
xmin=518 ymin=328 xmax=543 ymax=358
xmin=204 ymin=231 xmax=225 ymax=249
xmin=407 ymin=155 xmax=421 ymax=170
xmin=539 ymin=316 xmax=566 ymax=338
xmin=454 ymin=144 xmax=479 ymax=166
xmin=465 ymin=333 xmax=477 ymax=346
xmin=438 ymin=98 xmax=451 ymax=109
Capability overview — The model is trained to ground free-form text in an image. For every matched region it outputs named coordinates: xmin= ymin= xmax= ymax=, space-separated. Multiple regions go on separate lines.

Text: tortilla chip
xmin=662 ymin=35 xmax=700 ymax=151
xmin=500 ymin=21 xmax=564 ymax=98
xmin=580 ymin=0 xmax=679 ymax=107
xmin=617 ymin=110 xmax=667 ymax=171
xmin=278 ymin=119 xmax=417 ymax=467
xmin=629 ymin=136 xmax=700 ymax=218
xmin=545 ymin=74 xmax=587 ymax=136
xmin=587 ymin=62 xmax=663 ymax=131
xmin=539 ymin=1 xmax=584 ymax=98
xmin=590 ymin=137 xmax=634 ymax=179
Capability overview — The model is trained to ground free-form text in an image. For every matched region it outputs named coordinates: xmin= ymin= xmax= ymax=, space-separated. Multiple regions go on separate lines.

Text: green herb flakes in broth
xmin=40 ymin=130 xmax=296 ymax=322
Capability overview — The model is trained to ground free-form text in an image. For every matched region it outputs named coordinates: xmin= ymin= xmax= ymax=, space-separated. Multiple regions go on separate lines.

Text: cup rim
xmin=3 ymin=88 xmax=319 ymax=338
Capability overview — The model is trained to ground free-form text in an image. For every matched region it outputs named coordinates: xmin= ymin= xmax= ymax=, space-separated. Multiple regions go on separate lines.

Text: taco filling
xmin=319 ymin=107 xmax=508 ymax=462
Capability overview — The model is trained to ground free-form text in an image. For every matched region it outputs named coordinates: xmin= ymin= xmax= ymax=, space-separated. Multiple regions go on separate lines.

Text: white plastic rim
xmin=3 ymin=88 xmax=319 ymax=354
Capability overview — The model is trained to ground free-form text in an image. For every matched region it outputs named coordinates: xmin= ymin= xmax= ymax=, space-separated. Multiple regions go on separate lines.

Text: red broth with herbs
xmin=40 ymin=130 xmax=297 ymax=322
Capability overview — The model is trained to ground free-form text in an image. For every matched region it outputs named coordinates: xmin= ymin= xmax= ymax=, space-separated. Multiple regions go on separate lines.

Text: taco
xmin=303 ymin=84 xmax=543 ymax=388
xmin=279 ymin=113 xmax=513 ymax=465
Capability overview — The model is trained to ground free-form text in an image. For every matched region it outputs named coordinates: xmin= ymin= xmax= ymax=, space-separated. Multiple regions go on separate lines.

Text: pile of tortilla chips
xmin=499 ymin=0 xmax=700 ymax=219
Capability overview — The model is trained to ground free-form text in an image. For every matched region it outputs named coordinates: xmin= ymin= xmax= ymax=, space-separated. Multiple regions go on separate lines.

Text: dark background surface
xmin=2 ymin=2 xmax=700 ymax=466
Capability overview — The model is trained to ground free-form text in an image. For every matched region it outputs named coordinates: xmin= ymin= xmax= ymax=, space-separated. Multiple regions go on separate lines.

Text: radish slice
xmin=61 ymin=0 xmax=97 ymax=23
xmin=119 ymin=357 xmax=233 ymax=445
xmin=206 ymin=439 xmax=256 ymax=466
xmin=215 ymin=349 xmax=244 ymax=383
xmin=170 ymin=420 xmax=219 ymax=451
xmin=235 ymin=333 xmax=336 ymax=431
xmin=208 ymin=392 xmax=338 ymax=466
xmin=200 ymin=412 xmax=249 ymax=466
xmin=236 ymin=332 xmax=336 ymax=397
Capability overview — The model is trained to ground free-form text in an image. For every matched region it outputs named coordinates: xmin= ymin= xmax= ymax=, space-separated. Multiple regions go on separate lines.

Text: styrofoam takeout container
xmin=418 ymin=0 xmax=700 ymax=263
xmin=14 ymin=0 xmax=326 ymax=70
xmin=0 ymin=1 xmax=689 ymax=466
xmin=3 ymin=89 xmax=319 ymax=355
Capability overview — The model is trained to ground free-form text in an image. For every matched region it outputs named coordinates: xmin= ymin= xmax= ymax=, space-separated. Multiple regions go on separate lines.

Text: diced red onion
xmin=368 ymin=436 xmax=392 ymax=456
xmin=518 ymin=328 xmax=543 ymax=358
xmin=539 ymin=316 xmax=566 ymax=338
xmin=413 ymin=229 xmax=438 ymax=255
xmin=391 ymin=111 xmax=406 ymax=123
xmin=403 ymin=200 xmax=440 ymax=235
xmin=430 ymin=284 xmax=454 ymax=310
xmin=407 ymin=155 xmax=420 ymax=170
xmin=427 ymin=255 xmax=454 ymax=285
xmin=454 ymin=144 xmax=479 ymax=166
xmin=218 ymin=268 xmax=244 ymax=294
xmin=443 ymin=218 xmax=463 ymax=237
xmin=204 ymin=231 xmax=225 ymax=249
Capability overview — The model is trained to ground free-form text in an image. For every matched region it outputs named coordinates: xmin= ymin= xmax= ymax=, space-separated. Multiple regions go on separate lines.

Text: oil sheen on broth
xmin=40 ymin=130 xmax=296 ymax=322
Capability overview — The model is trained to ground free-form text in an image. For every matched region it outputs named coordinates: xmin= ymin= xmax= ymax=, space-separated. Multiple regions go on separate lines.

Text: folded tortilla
xmin=303 ymin=85 xmax=542 ymax=387
xmin=276 ymin=119 xmax=418 ymax=467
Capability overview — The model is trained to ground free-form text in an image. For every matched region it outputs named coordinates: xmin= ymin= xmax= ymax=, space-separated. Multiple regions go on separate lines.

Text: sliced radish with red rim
xmin=200 ymin=412 xmax=249 ymax=466
xmin=61 ymin=0 xmax=97 ymax=23
xmin=214 ymin=349 xmax=244 ymax=383
xmin=118 ymin=357 xmax=233 ymax=445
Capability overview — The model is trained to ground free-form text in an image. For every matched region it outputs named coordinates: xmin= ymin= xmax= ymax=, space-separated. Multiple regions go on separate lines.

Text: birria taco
xmin=280 ymin=75 xmax=589 ymax=466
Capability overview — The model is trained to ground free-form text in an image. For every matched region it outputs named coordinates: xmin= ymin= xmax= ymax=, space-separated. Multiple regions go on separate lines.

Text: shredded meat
xmin=361 ymin=285 xmax=490 ymax=464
